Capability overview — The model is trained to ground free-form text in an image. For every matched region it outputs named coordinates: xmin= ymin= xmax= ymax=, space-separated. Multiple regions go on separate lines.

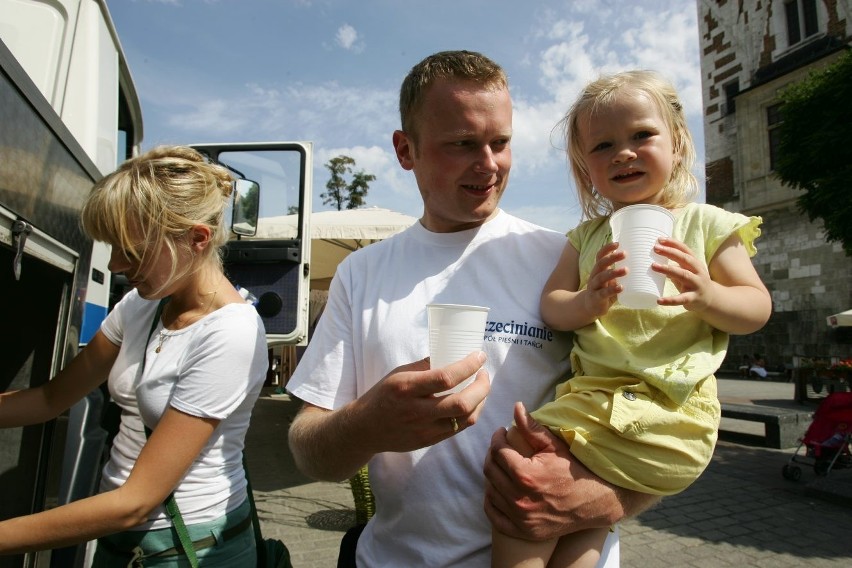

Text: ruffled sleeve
xmin=676 ymin=203 xmax=763 ymax=264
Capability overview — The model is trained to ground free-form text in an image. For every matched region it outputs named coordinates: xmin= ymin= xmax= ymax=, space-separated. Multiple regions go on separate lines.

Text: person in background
xmin=749 ymin=354 xmax=768 ymax=379
xmin=491 ymin=70 xmax=771 ymax=567
xmin=0 ymin=146 xmax=268 ymax=566
xmin=286 ymin=50 xmax=657 ymax=568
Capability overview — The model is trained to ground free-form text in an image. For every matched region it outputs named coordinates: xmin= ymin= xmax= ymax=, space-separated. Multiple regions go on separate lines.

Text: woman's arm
xmin=0 ymin=406 xmax=218 ymax=554
xmin=0 ymin=331 xmax=118 ymax=428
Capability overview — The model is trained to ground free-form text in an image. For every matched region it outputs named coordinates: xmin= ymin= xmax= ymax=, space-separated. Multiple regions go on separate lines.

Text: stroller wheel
xmin=814 ymin=460 xmax=830 ymax=476
xmin=811 ymin=377 xmax=823 ymax=393
xmin=782 ymin=464 xmax=802 ymax=481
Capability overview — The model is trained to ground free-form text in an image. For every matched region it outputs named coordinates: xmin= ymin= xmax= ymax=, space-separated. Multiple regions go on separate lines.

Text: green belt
xmin=98 ymin=514 xmax=252 ymax=564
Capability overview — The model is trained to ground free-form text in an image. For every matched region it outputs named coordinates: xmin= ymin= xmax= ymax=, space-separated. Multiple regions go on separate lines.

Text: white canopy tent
xmin=826 ymin=309 xmax=852 ymax=328
xmin=254 ymin=206 xmax=418 ymax=289
xmin=255 ymin=207 xmax=418 ymax=386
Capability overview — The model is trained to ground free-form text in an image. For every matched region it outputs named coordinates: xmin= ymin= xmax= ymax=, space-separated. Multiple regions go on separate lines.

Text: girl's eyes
xmin=591 ymin=131 xmax=656 ymax=151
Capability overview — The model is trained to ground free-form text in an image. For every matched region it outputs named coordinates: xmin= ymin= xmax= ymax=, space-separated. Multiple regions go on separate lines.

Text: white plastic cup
xmin=427 ymin=303 xmax=490 ymax=395
xmin=609 ymin=204 xmax=675 ymax=309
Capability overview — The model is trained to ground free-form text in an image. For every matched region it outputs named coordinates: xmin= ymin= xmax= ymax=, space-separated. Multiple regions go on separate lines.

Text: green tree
xmin=775 ymin=50 xmax=852 ymax=255
xmin=321 ymin=155 xmax=376 ymax=211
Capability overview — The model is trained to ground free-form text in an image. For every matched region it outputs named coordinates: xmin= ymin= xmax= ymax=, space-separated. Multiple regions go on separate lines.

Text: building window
xmin=706 ymin=157 xmax=735 ymax=203
xmin=767 ymin=103 xmax=783 ymax=172
xmin=723 ymin=80 xmax=739 ymax=115
xmin=785 ymin=0 xmax=819 ymax=46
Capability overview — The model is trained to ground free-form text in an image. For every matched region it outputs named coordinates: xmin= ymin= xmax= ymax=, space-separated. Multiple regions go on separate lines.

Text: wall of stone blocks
xmin=700 ymin=0 xmax=852 ymax=372
xmin=725 ymin=203 xmax=852 ymax=370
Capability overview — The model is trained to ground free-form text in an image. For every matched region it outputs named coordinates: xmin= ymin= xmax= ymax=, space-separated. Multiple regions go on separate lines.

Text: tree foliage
xmin=321 ymin=155 xmax=377 ymax=211
xmin=775 ymin=50 xmax=852 ymax=256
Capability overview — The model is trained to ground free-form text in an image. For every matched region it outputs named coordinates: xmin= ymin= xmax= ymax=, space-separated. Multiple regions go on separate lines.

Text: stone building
xmin=697 ymin=0 xmax=852 ymax=372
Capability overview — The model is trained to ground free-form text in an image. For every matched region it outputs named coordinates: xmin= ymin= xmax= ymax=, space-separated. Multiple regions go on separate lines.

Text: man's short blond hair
xmin=399 ymin=50 xmax=508 ymax=140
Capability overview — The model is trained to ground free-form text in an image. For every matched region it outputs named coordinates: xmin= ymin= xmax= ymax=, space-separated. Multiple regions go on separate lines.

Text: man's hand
xmin=289 ymin=351 xmax=490 ymax=481
xmin=353 ymin=350 xmax=491 ymax=453
xmin=483 ymin=402 xmax=657 ymax=541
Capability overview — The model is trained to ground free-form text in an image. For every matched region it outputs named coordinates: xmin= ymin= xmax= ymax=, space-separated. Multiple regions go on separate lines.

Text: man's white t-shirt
xmin=288 ymin=210 xmax=620 ymax=567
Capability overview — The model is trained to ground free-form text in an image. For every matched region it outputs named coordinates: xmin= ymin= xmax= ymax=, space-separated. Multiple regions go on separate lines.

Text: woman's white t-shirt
xmin=99 ymin=289 xmax=268 ymax=529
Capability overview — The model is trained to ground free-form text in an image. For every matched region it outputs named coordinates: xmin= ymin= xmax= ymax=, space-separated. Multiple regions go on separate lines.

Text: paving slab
xmin=245 ymin=379 xmax=852 ymax=567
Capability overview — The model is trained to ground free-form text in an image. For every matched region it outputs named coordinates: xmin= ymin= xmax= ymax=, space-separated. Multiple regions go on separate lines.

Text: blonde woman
xmin=0 ymin=146 xmax=267 ymax=566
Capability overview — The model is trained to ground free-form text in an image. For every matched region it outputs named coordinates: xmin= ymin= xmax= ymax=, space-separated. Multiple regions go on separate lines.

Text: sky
xmin=107 ymin=0 xmax=705 ymax=234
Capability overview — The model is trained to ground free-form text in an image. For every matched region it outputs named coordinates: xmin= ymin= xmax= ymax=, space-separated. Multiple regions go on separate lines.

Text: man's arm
xmin=483 ymin=403 xmax=659 ymax=540
xmin=288 ymin=352 xmax=490 ymax=482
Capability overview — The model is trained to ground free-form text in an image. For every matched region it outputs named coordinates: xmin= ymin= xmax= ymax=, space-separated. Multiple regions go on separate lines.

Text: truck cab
xmin=0 ymin=2 xmax=311 ymax=566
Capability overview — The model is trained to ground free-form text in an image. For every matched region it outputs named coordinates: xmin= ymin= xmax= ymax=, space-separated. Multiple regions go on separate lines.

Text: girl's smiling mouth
xmin=612 ymin=169 xmax=644 ymax=182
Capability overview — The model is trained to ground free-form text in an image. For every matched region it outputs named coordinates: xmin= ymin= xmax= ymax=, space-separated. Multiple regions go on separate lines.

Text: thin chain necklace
xmin=155 ymin=329 xmax=170 ymax=354
xmin=155 ymin=285 xmax=219 ymax=353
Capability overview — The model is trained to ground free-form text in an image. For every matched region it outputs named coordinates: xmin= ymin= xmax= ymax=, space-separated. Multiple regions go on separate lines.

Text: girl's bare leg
xmin=491 ymin=422 xmax=608 ymax=568
xmin=492 ymin=528 xmax=558 ymax=568
xmin=549 ymin=527 xmax=609 ymax=568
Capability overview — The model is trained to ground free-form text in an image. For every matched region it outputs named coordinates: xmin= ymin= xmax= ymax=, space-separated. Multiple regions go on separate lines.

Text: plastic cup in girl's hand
xmin=427 ymin=303 xmax=489 ymax=395
xmin=609 ymin=204 xmax=675 ymax=309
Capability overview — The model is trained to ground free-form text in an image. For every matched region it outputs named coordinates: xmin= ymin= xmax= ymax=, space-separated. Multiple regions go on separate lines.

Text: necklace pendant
xmin=155 ymin=331 xmax=167 ymax=353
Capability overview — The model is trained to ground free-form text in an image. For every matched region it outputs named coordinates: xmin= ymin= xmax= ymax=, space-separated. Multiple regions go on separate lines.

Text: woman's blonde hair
xmin=561 ymin=70 xmax=698 ymax=220
xmin=81 ymin=145 xmax=233 ymax=293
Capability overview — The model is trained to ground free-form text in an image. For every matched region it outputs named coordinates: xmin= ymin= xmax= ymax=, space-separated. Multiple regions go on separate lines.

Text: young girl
xmin=0 ymin=146 xmax=268 ymax=566
xmin=491 ymin=71 xmax=772 ymax=568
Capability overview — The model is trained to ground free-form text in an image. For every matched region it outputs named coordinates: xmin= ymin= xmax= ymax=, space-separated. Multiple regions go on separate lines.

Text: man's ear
xmin=190 ymin=224 xmax=213 ymax=252
xmin=393 ymin=130 xmax=415 ymax=171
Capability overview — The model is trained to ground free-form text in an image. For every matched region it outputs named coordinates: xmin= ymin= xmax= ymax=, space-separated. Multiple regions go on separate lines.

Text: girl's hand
xmin=651 ymin=237 xmax=713 ymax=311
xmin=584 ymin=242 xmax=627 ymax=317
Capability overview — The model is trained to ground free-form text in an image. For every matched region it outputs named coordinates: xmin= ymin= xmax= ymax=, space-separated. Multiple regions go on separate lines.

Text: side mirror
xmin=231 ymin=179 xmax=260 ymax=236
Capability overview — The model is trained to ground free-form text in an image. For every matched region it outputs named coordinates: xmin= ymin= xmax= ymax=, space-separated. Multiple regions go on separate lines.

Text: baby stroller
xmin=782 ymin=391 xmax=852 ymax=481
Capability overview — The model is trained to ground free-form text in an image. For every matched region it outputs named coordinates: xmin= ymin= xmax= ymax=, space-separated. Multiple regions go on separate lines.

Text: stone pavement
xmin=244 ymin=378 xmax=852 ymax=567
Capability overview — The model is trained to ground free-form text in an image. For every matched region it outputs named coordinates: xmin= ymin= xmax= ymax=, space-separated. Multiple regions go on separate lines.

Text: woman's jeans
xmin=91 ymin=499 xmax=255 ymax=567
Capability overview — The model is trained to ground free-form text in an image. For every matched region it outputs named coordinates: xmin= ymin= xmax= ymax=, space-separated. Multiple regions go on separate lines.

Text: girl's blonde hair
xmin=81 ymin=145 xmax=233 ymax=293
xmin=561 ymin=70 xmax=698 ymax=220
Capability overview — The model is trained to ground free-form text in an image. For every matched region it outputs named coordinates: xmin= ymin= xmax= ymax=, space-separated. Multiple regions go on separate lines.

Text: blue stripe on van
xmin=81 ymin=302 xmax=109 ymax=344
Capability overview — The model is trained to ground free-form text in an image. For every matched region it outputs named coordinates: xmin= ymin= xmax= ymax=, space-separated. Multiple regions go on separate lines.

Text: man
xmin=287 ymin=50 xmax=654 ymax=567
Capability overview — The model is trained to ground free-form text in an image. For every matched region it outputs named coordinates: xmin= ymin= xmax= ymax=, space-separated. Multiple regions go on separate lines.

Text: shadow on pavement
xmin=622 ymin=440 xmax=852 ymax=566
xmin=244 ymin=394 xmax=312 ymax=492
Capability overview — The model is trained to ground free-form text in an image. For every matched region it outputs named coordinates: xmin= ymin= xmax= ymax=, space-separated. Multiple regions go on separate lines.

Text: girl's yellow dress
xmin=532 ymin=203 xmax=762 ymax=495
